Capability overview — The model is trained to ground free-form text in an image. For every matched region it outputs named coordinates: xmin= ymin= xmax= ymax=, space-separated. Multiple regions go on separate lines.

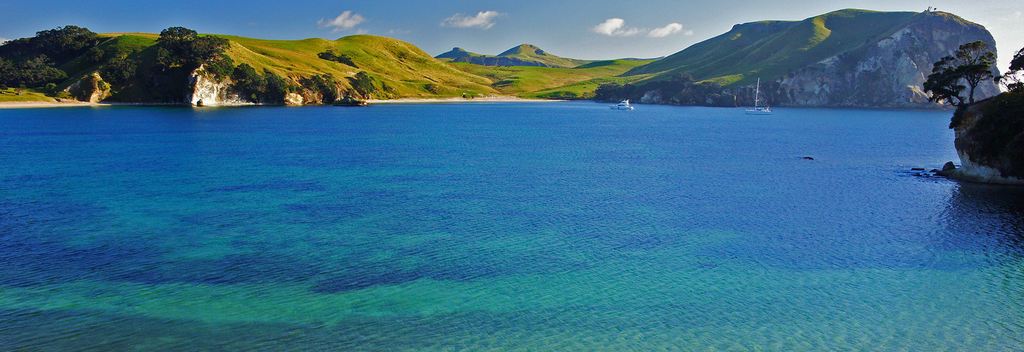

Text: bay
xmin=1 ymin=102 xmax=1023 ymax=350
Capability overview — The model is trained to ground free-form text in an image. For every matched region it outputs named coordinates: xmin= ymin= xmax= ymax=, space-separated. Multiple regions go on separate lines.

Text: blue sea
xmin=2 ymin=102 xmax=1023 ymax=350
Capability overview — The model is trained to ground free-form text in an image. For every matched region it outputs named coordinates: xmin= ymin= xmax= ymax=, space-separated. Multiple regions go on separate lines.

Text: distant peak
xmin=435 ymin=46 xmax=474 ymax=59
xmin=499 ymin=44 xmax=546 ymax=57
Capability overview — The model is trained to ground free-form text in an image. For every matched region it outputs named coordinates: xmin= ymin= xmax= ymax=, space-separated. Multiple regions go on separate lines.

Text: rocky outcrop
xmin=774 ymin=12 xmax=1000 ymax=108
xmin=66 ymin=72 xmax=110 ymax=103
xmin=949 ymin=93 xmax=1024 ymax=184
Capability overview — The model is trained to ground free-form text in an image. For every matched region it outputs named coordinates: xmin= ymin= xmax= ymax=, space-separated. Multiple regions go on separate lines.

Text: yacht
xmin=610 ymin=100 xmax=634 ymax=110
xmin=745 ymin=79 xmax=771 ymax=115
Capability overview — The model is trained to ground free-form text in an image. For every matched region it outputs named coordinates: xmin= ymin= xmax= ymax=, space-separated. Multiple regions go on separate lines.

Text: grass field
xmin=449 ymin=59 xmax=653 ymax=99
xmin=0 ymin=89 xmax=56 ymax=103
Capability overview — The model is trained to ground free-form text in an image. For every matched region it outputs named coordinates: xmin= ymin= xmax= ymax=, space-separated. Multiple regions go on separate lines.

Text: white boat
xmin=610 ymin=100 xmax=634 ymax=110
xmin=745 ymin=79 xmax=771 ymax=115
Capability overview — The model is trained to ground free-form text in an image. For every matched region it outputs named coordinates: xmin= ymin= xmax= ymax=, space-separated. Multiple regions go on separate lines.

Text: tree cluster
xmin=155 ymin=27 xmax=233 ymax=78
xmin=299 ymin=74 xmax=341 ymax=104
xmin=231 ymin=63 xmax=294 ymax=104
xmin=924 ymin=41 xmax=996 ymax=111
xmin=348 ymin=71 xmax=392 ymax=99
xmin=318 ymin=50 xmax=357 ymax=68
xmin=0 ymin=25 xmax=100 ymax=87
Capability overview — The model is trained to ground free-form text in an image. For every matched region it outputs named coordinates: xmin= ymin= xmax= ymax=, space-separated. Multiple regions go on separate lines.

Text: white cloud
xmin=590 ymin=18 xmax=632 ymax=36
xmin=0 ymin=37 xmax=9 ymax=44
xmin=318 ymin=11 xmax=367 ymax=33
xmin=441 ymin=11 xmax=502 ymax=29
xmin=648 ymin=23 xmax=684 ymax=38
xmin=591 ymin=19 xmax=691 ymax=38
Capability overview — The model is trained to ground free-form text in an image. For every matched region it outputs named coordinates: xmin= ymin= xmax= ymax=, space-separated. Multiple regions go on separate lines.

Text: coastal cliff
xmin=949 ymin=93 xmax=1024 ymax=184
xmin=774 ymin=11 xmax=1000 ymax=107
xmin=610 ymin=9 xmax=1001 ymax=108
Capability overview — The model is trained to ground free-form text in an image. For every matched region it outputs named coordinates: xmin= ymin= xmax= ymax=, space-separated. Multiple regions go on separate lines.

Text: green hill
xmin=625 ymin=9 xmax=922 ymax=86
xmin=436 ymin=44 xmax=590 ymax=68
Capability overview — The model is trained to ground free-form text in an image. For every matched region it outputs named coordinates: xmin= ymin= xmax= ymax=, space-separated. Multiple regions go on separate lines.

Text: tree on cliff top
xmin=924 ymin=41 xmax=996 ymax=109
xmin=156 ymin=27 xmax=231 ymax=73
xmin=999 ymin=47 xmax=1024 ymax=94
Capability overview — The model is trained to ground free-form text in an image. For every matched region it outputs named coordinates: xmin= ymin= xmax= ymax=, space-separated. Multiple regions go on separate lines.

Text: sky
xmin=0 ymin=0 xmax=1020 ymax=69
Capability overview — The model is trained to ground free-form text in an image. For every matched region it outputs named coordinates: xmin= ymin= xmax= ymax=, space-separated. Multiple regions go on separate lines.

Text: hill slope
xmin=220 ymin=34 xmax=496 ymax=100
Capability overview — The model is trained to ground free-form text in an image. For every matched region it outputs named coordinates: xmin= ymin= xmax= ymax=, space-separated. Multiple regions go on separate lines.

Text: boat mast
xmin=754 ymin=78 xmax=760 ymax=108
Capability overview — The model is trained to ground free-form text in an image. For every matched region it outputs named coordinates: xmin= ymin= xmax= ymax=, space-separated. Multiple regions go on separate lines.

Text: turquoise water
xmin=2 ymin=102 xmax=1023 ymax=350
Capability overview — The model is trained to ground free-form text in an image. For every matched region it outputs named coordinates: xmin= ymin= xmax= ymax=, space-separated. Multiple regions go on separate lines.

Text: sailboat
xmin=745 ymin=78 xmax=771 ymax=115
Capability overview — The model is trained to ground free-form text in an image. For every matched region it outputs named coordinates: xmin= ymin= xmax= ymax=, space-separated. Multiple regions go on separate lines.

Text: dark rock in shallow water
xmin=935 ymin=161 xmax=957 ymax=176
xmin=802 ymin=156 xmax=814 ymax=160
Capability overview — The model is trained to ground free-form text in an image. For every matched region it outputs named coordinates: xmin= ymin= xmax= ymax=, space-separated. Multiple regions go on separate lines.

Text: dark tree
xmin=85 ymin=47 xmax=105 ymax=64
xmin=101 ymin=58 xmax=137 ymax=85
xmin=924 ymin=40 xmax=996 ymax=108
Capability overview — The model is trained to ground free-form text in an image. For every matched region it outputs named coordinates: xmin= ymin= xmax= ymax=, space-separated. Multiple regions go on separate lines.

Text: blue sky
xmin=0 ymin=0 xmax=1019 ymax=69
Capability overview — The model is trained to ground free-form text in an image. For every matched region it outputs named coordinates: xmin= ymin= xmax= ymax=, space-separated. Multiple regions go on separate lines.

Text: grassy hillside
xmin=625 ymin=9 xmax=921 ymax=87
xmin=208 ymin=34 xmax=499 ymax=98
xmin=449 ymin=59 xmax=652 ymax=99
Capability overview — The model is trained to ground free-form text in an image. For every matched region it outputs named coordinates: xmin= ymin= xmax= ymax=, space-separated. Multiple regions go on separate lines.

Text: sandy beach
xmin=0 ymin=100 xmax=101 ymax=109
xmin=0 ymin=96 xmax=561 ymax=109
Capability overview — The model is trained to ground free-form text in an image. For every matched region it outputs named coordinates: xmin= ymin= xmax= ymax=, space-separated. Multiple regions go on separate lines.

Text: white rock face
xmin=188 ymin=67 xmax=252 ymax=106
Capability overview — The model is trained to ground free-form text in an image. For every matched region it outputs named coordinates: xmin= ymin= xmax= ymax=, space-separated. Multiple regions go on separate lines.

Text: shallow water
xmin=2 ymin=102 xmax=1023 ymax=350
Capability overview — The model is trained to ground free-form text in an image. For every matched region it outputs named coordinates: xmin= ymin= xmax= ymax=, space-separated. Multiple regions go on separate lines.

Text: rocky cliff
xmin=773 ymin=11 xmax=1000 ymax=107
xmin=949 ymin=93 xmax=1024 ymax=184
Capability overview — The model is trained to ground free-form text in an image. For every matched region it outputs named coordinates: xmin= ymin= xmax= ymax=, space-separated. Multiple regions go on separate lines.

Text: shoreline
xmin=365 ymin=96 xmax=563 ymax=104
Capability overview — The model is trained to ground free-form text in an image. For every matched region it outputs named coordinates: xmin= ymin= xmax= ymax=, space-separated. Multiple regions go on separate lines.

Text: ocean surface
xmin=2 ymin=102 xmax=1023 ymax=351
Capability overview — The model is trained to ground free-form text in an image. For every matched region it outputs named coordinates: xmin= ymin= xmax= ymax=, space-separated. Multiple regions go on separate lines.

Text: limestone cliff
xmin=773 ymin=11 xmax=1000 ymax=107
xmin=949 ymin=93 xmax=1024 ymax=184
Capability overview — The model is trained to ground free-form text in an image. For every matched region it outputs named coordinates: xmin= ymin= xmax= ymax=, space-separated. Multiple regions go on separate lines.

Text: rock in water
xmin=949 ymin=93 xmax=1024 ymax=184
